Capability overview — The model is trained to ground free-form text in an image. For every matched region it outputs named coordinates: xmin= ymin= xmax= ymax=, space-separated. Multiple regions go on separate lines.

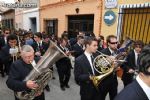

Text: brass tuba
xmin=15 ymin=40 xmax=67 ymax=100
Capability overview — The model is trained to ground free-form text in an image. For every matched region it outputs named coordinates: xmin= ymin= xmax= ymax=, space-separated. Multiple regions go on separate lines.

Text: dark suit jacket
xmin=122 ymin=50 xmax=137 ymax=82
xmin=100 ymin=48 xmax=118 ymax=87
xmin=73 ymin=43 xmax=84 ymax=58
xmin=32 ymin=41 xmax=49 ymax=56
xmin=74 ymin=54 xmax=99 ymax=98
xmin=115 ymin=80 xmax=149 ymax=100
xmin=0 ymin=35 xmax=6 ymax=50
xmin=0 ymin=45 xmax=12 ymax=63
xmin=6 ymin=57 xmax=45 ymax=99
xmin=55 ymin=45 xmax=72 ymax=70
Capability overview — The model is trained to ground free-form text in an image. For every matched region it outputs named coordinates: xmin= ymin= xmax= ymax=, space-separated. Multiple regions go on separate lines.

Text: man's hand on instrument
xmin=128 ymin=68 xmax=135 ymax=73
xmin=35 ymin=51 xmax=41 ymax=56
xmin=89 ymin=75 xmax=95 ymax=81
xmin=35 ymin=91 xmax=42 ymax=97
xmin=26 ymin=80 xmax=38 ymax=89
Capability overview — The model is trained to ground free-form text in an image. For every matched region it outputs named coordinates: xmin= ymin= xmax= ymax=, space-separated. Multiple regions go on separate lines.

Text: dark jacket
xmin=72 ymin=43 xmax=84 ymax=58
xmin=32 ymin=41 xmax=49 ymax=56
xmin=121 ymin=50 xmax=138 ymax=85
xmin=74 ymin=54 xmax=100 ymax=100
xmin=115 ymin=80 xmax=149 ymax=100
xmin=6 ymin=57 xmax=45 ymax=100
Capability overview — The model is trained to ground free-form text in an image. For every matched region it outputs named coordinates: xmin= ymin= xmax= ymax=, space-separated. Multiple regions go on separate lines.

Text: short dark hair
xmin=77 ymin=35 xmax=84 ymax=41
xmin=138 ymin=44 xmax=150 ymax=75
xmin=134 ymin=40 xmax=144 ymax=48
xmin=34 ymin=32 xmax=42 ymax=39
xmin=7 ymin=34 xmax=18 ymax=42
xmin=84 ymin=36 xmax=97 ymax=47
xmin=106 ymin=35 xmax=117 ymax=43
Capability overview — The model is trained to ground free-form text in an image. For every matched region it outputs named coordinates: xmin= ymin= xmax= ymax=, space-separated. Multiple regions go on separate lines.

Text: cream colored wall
xmin=40 ymin=0 xmax=100 ymax=37
xmin=101 ymin=0 xmax=149 ymax=39
xmin=15 ymin=10 xmax=23 ymax=29
xmin=40 ymin=0 xmax=60 ymax=6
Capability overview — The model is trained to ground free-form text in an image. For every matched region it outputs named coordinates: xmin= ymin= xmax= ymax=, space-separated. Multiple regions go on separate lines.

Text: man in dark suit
xmin=100 ymin=35 xmax=118 ymax=100
xmin=0 ymin=29 xmax=10 ymax=49
xmin=56 ymin=38 xmax=72 ymax=91
xmin=6 ymin=45 xmax=45 ymax=100
xmin=121 ymin=40 xmax=144 ymax=87
xmin=32 ymin=32 xmax=49 ymax=57
xmin=0 ymin=34 xmax=18 ymax=75
xmin=74 ymin=37 xmax=101 ymax=100
xmin=72 ymin=35 xmax=84 ymax=58
xmin=0 ymin=29 xmax=10 ymax=77
xmin=115 ymin=44 xmax=150 ymax=100
xmin=32 ymin=32 xmax=50 ymax=91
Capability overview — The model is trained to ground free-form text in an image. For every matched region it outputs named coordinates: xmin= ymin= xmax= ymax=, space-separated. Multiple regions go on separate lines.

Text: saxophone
xmin=15 ymin=40 xmax=67 ymax=100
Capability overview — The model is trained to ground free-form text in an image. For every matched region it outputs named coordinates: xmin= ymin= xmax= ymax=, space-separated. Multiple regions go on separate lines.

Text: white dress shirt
xmin=136 ymin=75 xmax=150 ymax=99
xmin=84 ymin=51 xmax=95 ymax=75
xmin=134 ymin=50 xmax=139 ymax=66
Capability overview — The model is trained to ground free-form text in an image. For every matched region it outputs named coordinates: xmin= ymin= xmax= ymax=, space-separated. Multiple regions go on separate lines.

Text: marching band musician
xmin=0 ymin=34 xmax=18 ymax=75
xmin=0 ymin=29 xmax=11 ymax=49
xmin=115 ymin=44 xmax=150 ymax=100
xmin=100 ymin=35 xmax=119 ymax=100
xmin=56 ymin=37 xmax=72 ymax=91
xmin=74 ymin=37 xmax=101 ymax=100
xmin=32 ymin=32 xmax=49 ymax=57
xmin=0 ymin=29 xmax=10 ymax=77
xmin=32 ymin=32 xmax=50 ymax=92
xmin=72 ymin=35 xmax=84 ymax=58
xmin=121 ymin=40 xmax=144 ymax=87
xmin=6 ymin=45 xmax=45 ymax=100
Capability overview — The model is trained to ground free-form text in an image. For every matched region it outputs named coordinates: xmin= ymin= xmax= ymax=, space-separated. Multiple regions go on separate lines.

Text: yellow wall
xmin=101 ymin=0 xmax=149 ymax=39
xmin=40 ymin=0 xmax=100 ymax=37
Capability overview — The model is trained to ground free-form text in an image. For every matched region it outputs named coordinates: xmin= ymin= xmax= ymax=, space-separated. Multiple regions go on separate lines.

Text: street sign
xmin=105 ymin=0 xmax=118 ymax=8
xmin=104 ymin=10 xmax=116 ymax=26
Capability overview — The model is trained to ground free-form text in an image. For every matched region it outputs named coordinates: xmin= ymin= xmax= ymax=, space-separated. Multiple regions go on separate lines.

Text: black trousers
xmin=81 ymin=88 xmax=101 ymax=100
xmin=99 ymin=75 xmax=118 ymax=100
xmin=57 ymin=67 xmax=71 ymax=87
xmin=0 ymin=64 xmax=4 ymax=76
xmin=122 ymin=73 xmax=134 ymax=87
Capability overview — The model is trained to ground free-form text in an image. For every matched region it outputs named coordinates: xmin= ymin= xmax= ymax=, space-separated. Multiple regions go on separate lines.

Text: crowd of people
xmin=0 ymin=28 xmax=149 ymax=100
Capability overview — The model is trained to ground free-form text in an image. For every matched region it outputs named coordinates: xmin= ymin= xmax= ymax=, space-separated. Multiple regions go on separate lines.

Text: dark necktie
xmin=91 ymin=55 xmax=94 ymax=63
xmin=135 ymin=54 xmax=139 ymax=68
xmin=80 ymin=44 xmax=83 ymax=48
xmin=90 ymin=55 xmax=95 ymax=75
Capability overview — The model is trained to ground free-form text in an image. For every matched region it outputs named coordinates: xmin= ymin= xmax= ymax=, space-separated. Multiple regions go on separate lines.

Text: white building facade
xmin=23 ymin=8 xmax=40 ymax=32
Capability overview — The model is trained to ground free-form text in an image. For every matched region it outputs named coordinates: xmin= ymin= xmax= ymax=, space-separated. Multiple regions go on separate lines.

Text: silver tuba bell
xmin=15 ymin=40 xmax=67 ymax=100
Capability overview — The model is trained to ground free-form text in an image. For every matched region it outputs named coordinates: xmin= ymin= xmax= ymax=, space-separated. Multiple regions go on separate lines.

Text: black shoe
xmin=1 ymin=73 xmax=5 ymax=77
xmin=61 ymin=86 xmax=65 ymax=91
xmin=52 ymin=77 xmax=55 ymax=80
xmin=1 ymin=72 xmax=5 ymax=77
xmin=65 ymin=84 xmax=70 ymax=88
xmin=45 ymin=85 xmax=50 ymax=92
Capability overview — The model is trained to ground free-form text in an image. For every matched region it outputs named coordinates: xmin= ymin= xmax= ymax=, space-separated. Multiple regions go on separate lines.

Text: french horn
xmin=91 ymin=38 xmax=133 ymax=88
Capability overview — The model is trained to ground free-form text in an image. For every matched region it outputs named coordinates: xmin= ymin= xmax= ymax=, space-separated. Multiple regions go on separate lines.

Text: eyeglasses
xmin=5 ymin=32 xmax=9 ymax=34
xmin=109 ymin=42 xmax=118 ymax=44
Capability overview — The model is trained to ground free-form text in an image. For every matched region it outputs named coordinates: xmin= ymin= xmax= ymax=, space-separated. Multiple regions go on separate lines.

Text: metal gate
xmin=117 ymin=3 xmax=150 ymax=44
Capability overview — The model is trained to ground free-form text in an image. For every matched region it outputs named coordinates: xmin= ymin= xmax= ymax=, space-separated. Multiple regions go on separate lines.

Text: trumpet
xmin=9 ymin=46 xmax=20 ymax=62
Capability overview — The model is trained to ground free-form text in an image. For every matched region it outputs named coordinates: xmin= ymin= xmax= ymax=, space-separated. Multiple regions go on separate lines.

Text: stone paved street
xmin=0 ymin=67 xmax=124 ymax=100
